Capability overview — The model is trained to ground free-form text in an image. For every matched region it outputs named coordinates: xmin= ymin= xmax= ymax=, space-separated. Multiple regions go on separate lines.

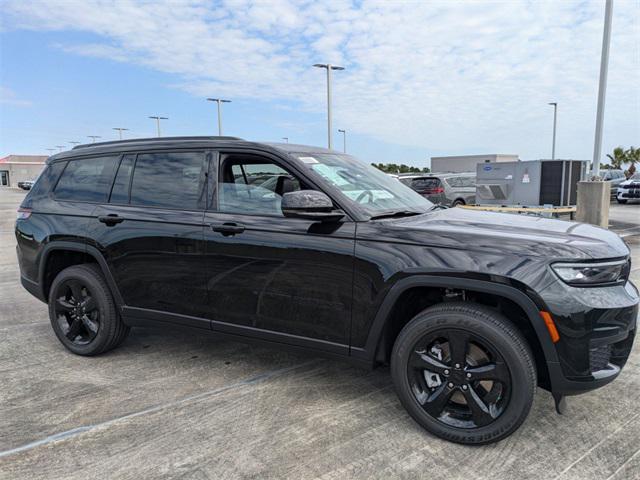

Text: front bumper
xmin=539 ymin=280 xmax=638 ymax=396
xmin=618 ymin=186 xmax=640 ymax=199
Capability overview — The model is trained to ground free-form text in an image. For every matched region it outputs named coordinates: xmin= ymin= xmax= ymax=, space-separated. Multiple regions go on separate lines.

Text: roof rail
xmin=72 ymin=136 xmax=245 ymax=150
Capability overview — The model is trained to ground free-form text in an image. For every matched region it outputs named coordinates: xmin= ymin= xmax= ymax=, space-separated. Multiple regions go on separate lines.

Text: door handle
xmin=210 ymin=222 xmax=245 ymax=236
xmin=98 ymin=214 xmax=125 ymax=226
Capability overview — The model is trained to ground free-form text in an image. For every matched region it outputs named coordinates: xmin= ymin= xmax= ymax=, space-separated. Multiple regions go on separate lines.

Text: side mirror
xmin=281 ymin=190 xmax=344 ymax=222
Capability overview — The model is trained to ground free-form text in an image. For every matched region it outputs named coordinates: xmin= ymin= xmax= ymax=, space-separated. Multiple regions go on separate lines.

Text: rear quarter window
xmin=20 ymin=162 xmax=65 ymax=207
xmin=54 ymin=156 xmax=119 ymax=202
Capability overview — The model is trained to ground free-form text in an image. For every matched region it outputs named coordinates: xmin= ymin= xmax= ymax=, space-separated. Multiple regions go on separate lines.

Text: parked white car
xmin=616 ymin=172 xmax=640 ymax=204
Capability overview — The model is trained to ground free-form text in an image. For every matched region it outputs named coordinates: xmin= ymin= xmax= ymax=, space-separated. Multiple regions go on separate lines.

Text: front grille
xmin=589 ymin=344 xmax=612 ymax=372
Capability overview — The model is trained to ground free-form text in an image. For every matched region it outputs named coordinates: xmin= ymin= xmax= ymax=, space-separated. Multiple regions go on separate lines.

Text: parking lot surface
xmin=1 ymin=187 xmax=639 ymax=480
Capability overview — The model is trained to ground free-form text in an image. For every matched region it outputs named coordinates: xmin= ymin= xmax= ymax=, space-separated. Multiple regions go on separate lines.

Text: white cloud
xmin=2 ymin=0 xmax=639 ymax=159
xmin=0 ymin=86 xmax=32 ymax=107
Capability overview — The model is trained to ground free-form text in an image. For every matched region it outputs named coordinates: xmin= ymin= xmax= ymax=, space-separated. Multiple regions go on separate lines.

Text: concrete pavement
xmin=1 ymin=187 xmax=638 ymax=480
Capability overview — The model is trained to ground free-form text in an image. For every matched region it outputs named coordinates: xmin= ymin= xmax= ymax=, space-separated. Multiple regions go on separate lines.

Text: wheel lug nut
xmin=466 ymin=373 xmax=471 ymax=378
xmin=448 ymin=382 xmax=454 ymax=388
xmin=444 ymin=369 xmax=450 ymax=375
xmin=455 ymin=363 xmax=461 ymax=369
xmin=462 ymin=385 xmax=468 ymax=390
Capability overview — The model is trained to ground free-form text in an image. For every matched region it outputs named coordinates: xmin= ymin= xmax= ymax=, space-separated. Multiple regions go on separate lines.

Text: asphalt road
xmin=1 ymin=187 xmax=639 ymax=480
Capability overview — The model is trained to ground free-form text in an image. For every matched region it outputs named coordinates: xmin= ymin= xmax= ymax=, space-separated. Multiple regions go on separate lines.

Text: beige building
xmin=430 ymin=154 xmax=519 ymax=173
xmin=0 ymin=155 xmax=47 ymax=187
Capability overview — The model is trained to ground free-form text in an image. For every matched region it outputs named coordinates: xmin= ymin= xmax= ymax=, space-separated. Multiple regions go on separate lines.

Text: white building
xmin=431 ymin=154 xmax=519 ymax=174
xmin=0 ymin=155 xmax=47 ymax=187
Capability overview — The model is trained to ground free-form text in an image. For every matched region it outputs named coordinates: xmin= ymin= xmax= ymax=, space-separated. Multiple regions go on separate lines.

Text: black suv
xmin=16 ymin=137 xmax=638 ymax=445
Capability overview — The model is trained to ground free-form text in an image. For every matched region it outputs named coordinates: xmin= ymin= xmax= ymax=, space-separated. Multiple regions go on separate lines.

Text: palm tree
xmin=625 ymin=146 xmax=639 ymax=177
xmin=606 ymin=146 xmax=627 ymax=169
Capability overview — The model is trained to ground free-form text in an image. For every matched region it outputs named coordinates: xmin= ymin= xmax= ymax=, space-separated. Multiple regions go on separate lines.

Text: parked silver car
xmin=602 ymin=169 xmax=626 ymax=198
xmin=399 ymin=172 xmax=476 ymax=206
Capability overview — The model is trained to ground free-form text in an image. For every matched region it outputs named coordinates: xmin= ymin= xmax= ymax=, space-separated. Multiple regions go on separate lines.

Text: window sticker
xmin=299 ymin=156 xmax=318 ymax=164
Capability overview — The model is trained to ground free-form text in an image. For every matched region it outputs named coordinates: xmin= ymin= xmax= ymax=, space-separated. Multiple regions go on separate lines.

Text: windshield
xmin=291 ymin=152 xmax=434 ymax=216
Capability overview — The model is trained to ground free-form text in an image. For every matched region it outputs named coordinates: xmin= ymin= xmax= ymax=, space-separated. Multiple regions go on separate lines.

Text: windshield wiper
xmin=369 ymin=210 xmax=422 ymax=220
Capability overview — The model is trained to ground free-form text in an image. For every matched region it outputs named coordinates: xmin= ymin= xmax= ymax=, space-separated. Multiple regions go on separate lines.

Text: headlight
xmin=552 ymin=259 xmax=630 ymax=286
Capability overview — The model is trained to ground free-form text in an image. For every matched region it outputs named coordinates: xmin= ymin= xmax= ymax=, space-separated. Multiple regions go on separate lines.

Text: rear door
xmin=87 ymin=150 xmax=210 ymax=326
xmin=202 ymin=150 xmax=356 ymax=354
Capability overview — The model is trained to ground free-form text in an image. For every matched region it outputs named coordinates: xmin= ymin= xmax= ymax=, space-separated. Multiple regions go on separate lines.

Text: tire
xmin=452 ymin=199 xmax=465 ymax=207
xmin=616 ymin=198 xmax=627 ymax=204
xmin=48 ymin=264 xmax=130 ymax=355
xmin=391 ymin=302 xmax=536 ymax=445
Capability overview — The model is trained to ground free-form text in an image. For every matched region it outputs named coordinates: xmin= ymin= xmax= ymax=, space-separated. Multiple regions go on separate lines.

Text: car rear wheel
xmin=391 ymin=302 xmax=536 ymax=445
xmin=48 ymin=264 xmax=129 ymax=356
xmin=452 ymin=199 xmax=465 ymax=207
xmin=617 ymin=198 xmax=627 ymax=204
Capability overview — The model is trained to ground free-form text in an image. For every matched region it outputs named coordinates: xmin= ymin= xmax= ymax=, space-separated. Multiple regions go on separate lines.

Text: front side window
xmin=54 ymin=156 xmax=119 ymax=202
xmin=217 ymin=155 xmax=302 ymax=216
xmin=291 ymin=152 xmax=434 ymax=216
xmin=130 ymin=151 xmax=205 ymax=209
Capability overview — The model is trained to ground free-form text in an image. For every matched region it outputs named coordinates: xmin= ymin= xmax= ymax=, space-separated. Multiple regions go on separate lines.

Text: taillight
xmin=433 ymin=186 xmax=445 ymax=194
xmin=17 ymin=207 xmax=32 ymax=220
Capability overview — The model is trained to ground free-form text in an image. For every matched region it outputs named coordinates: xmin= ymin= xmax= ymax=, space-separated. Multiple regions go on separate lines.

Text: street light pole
xmin=113 ymin=127 xmax=129 ymax=140
xmin=87 ymin=136 xmax=101 ymax=143
xmin=148 ymin=116 xmax=168 ymax=137
xmin=46 ymin=148 xmax=56 ymax=155
xmin=55 ymin=145 xmax=65 ymax=152
xmin=338 ymin=129 xmax=346 ymax=153
xmin=282 ymin=137 xmax=289 ymax=143
xmin=68 ymin=141 xmax=81 ymax=148
xmin=548 ymin=102 xmax=557 ymax=160
xmin=206 ymin=98 xmax=231 ymax=135
xmin=313 ymin=63 xmax=344 ymax=149
xmin=592 ymin=0 xmax=613 ymax=177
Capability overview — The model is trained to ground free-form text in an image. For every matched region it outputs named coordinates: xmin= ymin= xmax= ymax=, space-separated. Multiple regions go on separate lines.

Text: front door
xmin=87 ymin=151 xmax=210 ymax=325
xmin=203 ymin=151 xmax=356 ymax=354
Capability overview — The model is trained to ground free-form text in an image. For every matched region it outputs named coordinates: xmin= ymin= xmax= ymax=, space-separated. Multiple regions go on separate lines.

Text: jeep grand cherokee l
xmin=16 ymin=137 xmax=638 ymax=445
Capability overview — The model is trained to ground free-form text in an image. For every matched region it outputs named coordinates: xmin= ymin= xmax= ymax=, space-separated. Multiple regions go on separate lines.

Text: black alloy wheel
xmin=48 ymin=264 xmax=129 ymax=355
xmin=54 ymin=279 xmax=100 ymax=345
xmin=408 ymin=329 xmax=510 ymax=428
xmin=391 ymin=302 xmax=536 ymax=445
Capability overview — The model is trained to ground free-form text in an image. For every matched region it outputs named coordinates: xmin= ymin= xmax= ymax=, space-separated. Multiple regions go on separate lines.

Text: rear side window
xmin=109 ymin=154 xmax=135 ymax=204
xmin=459 ymin=176 xmax=475 ymax=187
xmin=130 ymin=151 xmax=205 ymax=209
xmin=54 ymin=156 xmax=119 ymax=202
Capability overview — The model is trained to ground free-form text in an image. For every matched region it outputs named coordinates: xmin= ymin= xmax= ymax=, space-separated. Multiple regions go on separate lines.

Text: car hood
xmin=620 ymin=178 xmax=640 ymax=187
xmin=368 ymin=207 xmax=629 ymax=260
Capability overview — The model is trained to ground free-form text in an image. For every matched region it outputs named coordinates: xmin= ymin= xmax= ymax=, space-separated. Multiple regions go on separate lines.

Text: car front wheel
xmin=391 ymin=302 xmax=536 ymax=445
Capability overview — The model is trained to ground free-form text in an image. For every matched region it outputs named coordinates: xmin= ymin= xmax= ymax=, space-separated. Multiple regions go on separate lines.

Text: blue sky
xmin=1 ymin=1 xmax=638 ymax=168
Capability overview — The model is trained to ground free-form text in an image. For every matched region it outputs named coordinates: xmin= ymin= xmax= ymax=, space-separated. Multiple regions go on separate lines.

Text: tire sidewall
xmin=48 ymin=266 xmax=113 ymax=355
xmin=391 ymin=307 xmax=535 ymax=444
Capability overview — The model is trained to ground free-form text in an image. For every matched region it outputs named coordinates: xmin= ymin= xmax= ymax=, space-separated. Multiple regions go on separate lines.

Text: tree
xmin=370 ymin=163 xmax=430 ymax=174
xmin=606 ymin=146 xmax=626 ymax=169
xmin=625 ymin=146 xmax=638 ymax=178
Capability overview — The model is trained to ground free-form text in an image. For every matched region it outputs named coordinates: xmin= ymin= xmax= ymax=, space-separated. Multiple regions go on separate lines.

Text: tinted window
xmin=218 ymin=156 xmax=302 ymax=216
xmin=130 ymin=152 xmax=205 ymax=209
xmin=109 ymin=154 xmax=135 ymax=204
xmin=411 ymin=178 xmax=440 ymax=190
xmin=54 ymin=156 xmax=119 ymax=202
